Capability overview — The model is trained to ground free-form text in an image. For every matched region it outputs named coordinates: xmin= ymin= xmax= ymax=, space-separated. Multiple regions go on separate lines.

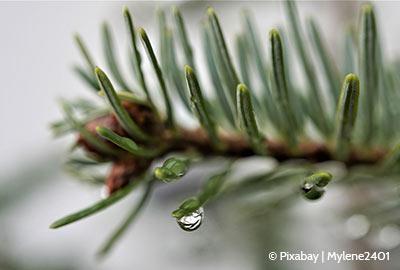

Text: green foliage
xmin=172 ymin=168 xmax=229 ymax=219
xmin=202 ymin=24 xmax=236 ymax=127
xmin=73 ymin=34 xmax=99 ymax=91
xmin=138 ymin=28 xmax=175 ymax=128
xmin=52 ymin=1 xmax=400 ymax=257
xmin=172 ymin=197 xmax=202 ymax=219
xmin=95 ymin=67 xmax=150 ymax=141
xmin=154 ymin=157 xmax=190 ymax=182
xmin=172 ymin=6 xmax=195 ymax=67
xmin=197 ymin=170 xmax=229 ymax=204
xmin=185 ymin=65 xmax=219 ymax=146
xmin=284 ymin=0 xmax=332 ymax=136
xmin=360 ymin=4 xmax=378 ymax=144
xmin=269 ymin=28 xmax=298 ymax=145
xmin=307 ymin=18 xmax=340 ymax=104
xmin=98 ymin=180 xmax=154 ymax=256
xmin=236 ymin=84 xmax=265 ymax=154
xmin=50 ymin=179 xmax=143 ymax=229
xmin=123 ymin=7 xmax=154 ymax=107
xmin=335 ymin=74 xmax=360 ymax=160
xmin=59 ymin=100 xmax=118 ymax=156
xmin=102 ymin=23 xmax=132 ymax=91
xmin=207 ymin=7 xmax=240 ymax=108
xmin=96 ymin=127 xmax=161 ymax=158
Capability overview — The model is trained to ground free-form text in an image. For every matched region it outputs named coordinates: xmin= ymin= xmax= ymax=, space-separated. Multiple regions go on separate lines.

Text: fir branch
xmin=50 ymin=1 xmax=400 ymax=256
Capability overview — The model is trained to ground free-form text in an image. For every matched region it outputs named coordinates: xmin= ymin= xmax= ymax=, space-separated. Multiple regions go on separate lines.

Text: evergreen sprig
xmin=51 ymin=1 xmax=400 ymax=257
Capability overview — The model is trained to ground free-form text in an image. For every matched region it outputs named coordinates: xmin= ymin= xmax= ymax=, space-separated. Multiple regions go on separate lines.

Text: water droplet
xmin=100 ymin=185 xmax=109 ymax=199
xmin=302 ymin=182 xmax=313 ymax=191
xmin=345 ymin=214 xmax=370 ymax=239
xmin=176 ymin=207 xmax=204 ymax=232
xmin=301 ymin=182 xmax=324 ymax=200
xmin=378 ymin=224 xmax=400 ymax=249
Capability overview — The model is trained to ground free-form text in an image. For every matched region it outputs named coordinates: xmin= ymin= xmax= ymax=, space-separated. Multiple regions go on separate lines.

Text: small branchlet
xmin=51 ymin=1 xmax=400 ymax=256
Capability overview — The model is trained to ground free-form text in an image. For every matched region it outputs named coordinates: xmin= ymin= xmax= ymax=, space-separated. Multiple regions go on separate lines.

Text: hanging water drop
xmin=176 ymin=207 xmax=204 ymax=232
xmin=300 ymin=171 xmax=332 ymax=201
xmin=301 ymin=182 xmax=325 ymax=200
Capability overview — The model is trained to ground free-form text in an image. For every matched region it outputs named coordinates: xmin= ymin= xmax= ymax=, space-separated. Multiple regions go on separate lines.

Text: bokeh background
xmin=1 ymin=1 xmax=400 ymax=269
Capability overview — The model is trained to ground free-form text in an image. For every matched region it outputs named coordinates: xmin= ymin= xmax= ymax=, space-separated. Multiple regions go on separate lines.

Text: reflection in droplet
xmin=301 ymin=182 xmax=324 ymax=200
xmin=177 ymin=207 xmax=204 ymax=232
xmin=100 ymin=185 xmax=109 ymax=199
xmin=378 ymin=224 xmax=400 ymax=249
xmin=345 ymin=214 xmax=370 ymax=239
xmin=302 ymin=182 xmax=313 ymax=191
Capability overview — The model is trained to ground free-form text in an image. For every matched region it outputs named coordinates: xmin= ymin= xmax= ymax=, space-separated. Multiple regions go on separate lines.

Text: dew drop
xmin=176 ymin=207 xmax=204 ymax=232
xmin=345 ymin=214 xmax=370 ymax=239
xmin=100 ymin=185 xmax=109 ymax=199
xmin=302 ymin=182 xmax=313 ymax=191
xmin=301 ymin=182 xmax=324 ymax=200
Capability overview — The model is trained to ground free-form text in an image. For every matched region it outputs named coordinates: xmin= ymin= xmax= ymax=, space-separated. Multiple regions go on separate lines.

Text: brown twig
xmin=76 ymin=102 xmax=388 ymax=194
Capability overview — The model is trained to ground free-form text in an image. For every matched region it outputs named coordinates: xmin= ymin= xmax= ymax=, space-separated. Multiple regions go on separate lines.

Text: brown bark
xmin=76 ymin=103 xmax=388 ymax=194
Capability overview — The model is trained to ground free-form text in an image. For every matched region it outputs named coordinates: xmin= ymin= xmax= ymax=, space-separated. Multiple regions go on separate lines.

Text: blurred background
xmin=0 ymin=1 xmax=400 ymax=269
